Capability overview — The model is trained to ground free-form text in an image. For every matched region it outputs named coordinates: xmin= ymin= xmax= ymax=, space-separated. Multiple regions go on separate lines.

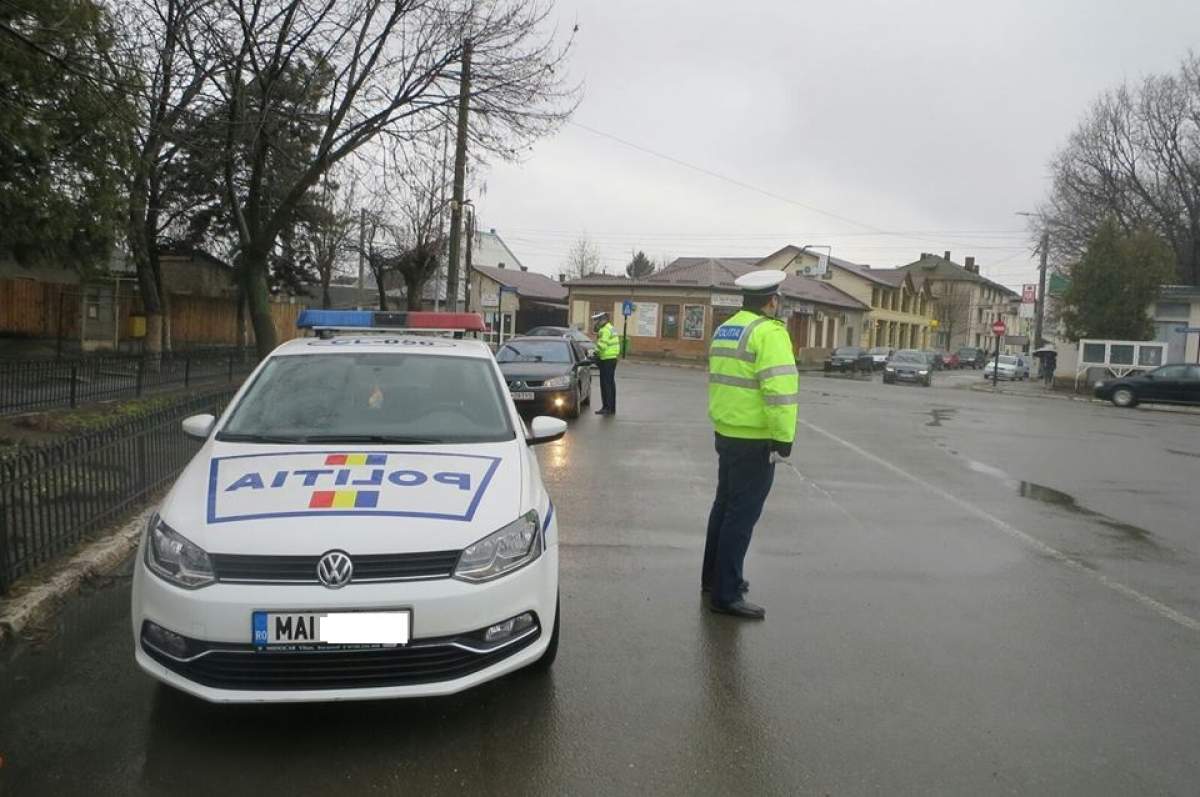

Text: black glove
xmin=771 ymin=441 xmax=792 ymax=459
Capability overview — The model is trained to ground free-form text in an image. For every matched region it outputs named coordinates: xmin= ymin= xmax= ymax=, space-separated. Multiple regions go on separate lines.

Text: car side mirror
xmin=528 ymin=416 xmax=568 ymax=445
xmin=182 ymin=413 xmax=216 ymax=441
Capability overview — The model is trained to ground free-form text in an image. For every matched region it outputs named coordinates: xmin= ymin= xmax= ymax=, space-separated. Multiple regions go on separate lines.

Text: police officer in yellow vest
xmin=702 ymin=270 xmax=798 ymax=619
xmin=592 ymin=311 xmax=621 ymax=415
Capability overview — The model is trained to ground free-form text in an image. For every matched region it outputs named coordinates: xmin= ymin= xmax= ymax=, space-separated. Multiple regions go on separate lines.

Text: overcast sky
xmin=470 ymin=0 xmax=1200 ymax=290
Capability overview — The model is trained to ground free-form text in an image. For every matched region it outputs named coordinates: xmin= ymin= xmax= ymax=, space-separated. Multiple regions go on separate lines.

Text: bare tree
xmin=561 ymin=234 xmax=600 ymax=280
xmin=199 ymin=0 xmax=577 ymax=356
xmin=310 ymin=176 xmax=358 ymax=308
xmin=1042 ymin=52 xmax=1200 ymax=284
xmin=933 ymin=281 xmax=974 ymax=350
xmin=113 ymin=0 xmax=226 ymax=354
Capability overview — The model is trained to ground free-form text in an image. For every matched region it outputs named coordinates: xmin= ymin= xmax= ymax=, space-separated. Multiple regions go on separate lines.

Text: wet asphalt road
xmin=3 ymin=363 xmax=1200 ymax=795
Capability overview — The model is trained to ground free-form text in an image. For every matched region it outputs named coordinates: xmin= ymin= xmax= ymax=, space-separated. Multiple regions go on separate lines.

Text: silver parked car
xmin=982 ymin=354 xmax=1031 ymax=381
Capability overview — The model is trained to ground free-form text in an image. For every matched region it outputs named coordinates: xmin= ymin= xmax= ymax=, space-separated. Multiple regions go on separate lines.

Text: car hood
xmin=157 ymin=439 xmax=529 ymax=555
xmin=498 ymin=362 xmax=574 ymax=380
xmin=888 ymin=361 xmax=926 ymax=370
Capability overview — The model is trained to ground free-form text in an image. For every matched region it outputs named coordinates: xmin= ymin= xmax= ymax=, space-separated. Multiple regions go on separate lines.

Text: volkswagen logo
xmin=316 ymin=550 xmax=353 ymax=589
xmin=509 ymin=380 xmax=525 ymax=390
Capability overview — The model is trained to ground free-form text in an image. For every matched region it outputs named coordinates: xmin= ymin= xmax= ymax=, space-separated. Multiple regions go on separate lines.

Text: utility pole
xmin=464 ymin=205 xmax=475 ymax=314
xmin=1034 ymin=228 xmax=1049 ymax=347
xmin=445 ymin=38 xmax=472 ymax=313
xmin=357 ymin=208 xmax=366 ymax=310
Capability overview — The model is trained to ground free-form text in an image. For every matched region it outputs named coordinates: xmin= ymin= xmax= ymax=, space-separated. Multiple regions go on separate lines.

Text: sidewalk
xmin=964 ymin=376 xmax=1200 ymax=415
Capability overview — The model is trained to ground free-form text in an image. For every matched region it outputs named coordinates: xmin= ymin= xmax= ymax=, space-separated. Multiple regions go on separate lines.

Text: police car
xmin=131 ymin=310 xmax=565 ymax=703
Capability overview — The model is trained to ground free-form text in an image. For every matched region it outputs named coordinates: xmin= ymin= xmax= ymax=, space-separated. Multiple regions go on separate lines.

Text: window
xmin=1155 ymin=302 xmax=1191 ymax=319
xmin=681 ymin=305 xmax=705 ymax=340
xmin=1110 ymin=344 xmax=1134 ymax=365
xmin=220 ymin=353 xmax=513 ymax=444
xmin=872 ymin=288 xmax=879 ymax=307
xmin=1153 ymin=365 xmax=1188 ymax=379
xmin=661 ymin=304 xmax=680 ymax=338
xmin=1082 ymin=342 xmax=1106 ymax=362
xmin=1185 ymin=366 xmax=1200 ymax=380
xmin=1139 ymin=346 xmax=1165 ymax=366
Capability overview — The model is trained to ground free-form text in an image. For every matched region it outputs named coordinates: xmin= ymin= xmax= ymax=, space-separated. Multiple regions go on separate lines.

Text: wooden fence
xmin=0 ymin=279 xmax=303 ymax=349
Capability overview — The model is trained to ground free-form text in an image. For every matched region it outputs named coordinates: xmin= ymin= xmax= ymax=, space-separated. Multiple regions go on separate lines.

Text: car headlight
xmin=144 ymin=514 xmax=215 ymax=588
xmin=885 ymin=366 xmax=895 ymax=372
xmin=542 ymin=375 xmax=572 ymax=388
xmin=1094 ymin=380 xmax=1106 ymax=389
xmin=454 ymin=511 xmax=542 ymax=582
xmin=918 ymin=369 xmax=929 ymax=375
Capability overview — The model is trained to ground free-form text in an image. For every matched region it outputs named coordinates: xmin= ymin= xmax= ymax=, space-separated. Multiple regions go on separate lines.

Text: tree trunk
xmin=127 ymin=189 xmax=163 ymax=360
xmin=321 ymin=273 xmax=332 ymax=309
xmin=404 ymin=273 xmax=424 ymax=311
xmin=244 ymin=253 xmax=277 ymax=359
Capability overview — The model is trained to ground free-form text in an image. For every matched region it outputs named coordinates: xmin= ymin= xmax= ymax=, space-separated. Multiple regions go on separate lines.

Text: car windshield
xmin=834 ymin=347 xmax=861 ymax=356
xmin=891 ymin=351 xmax=925 ymax=364
xmin=998 ymin=355 xmax=1018 ymax=365
xmin=496 ymin=340 xmax=573 ymax=364
xmin=526 ymin=327 xmax=564 ymax=336
xmin=958 ymin=348 xmax=977 ymax=355
xmin=218 ymin=353 xmax=514 ymax=444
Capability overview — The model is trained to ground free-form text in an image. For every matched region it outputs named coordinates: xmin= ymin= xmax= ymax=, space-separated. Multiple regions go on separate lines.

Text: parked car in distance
xmin=957 ymin=347 xmax=987 ymax=369
xmin=982 ymin=354 xmax=1031 ymax=381
xmin=942 ymin=351 xmax=961 ymax=369
xmin=920 ymin=349 xmax=946 ymax=370
xmin=525 ymin=326 xmax=596 ymax=361
xmin=1093 ymin=364 xmax=1200 ymax=408
xmin=495 ymin=337 xmax=593 ymax=419
xmin=824 ymin=346 xmax=874 ymax=374
xmin=883 ymin=349 xmax=933 ymax=387
xmin=867 ymin=346 xmax=894 ymax=370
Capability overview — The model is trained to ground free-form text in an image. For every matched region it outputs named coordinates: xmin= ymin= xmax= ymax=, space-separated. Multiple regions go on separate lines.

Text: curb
xmin=0 ymin=507 xmax=153 ymax=646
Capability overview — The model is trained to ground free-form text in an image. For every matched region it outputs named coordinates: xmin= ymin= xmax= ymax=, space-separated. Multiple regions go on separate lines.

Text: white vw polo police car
xmin=131 ymin=310 xmax=565 ymax=702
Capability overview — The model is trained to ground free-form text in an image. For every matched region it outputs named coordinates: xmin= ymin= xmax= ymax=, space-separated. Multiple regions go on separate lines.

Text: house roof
xmin=569 ymin=257 xmax=869 ymax=312
xmin=473 ymin=263 xmax=567 ymax=301
xmin=895 ymin=253 xmax=1018 ymax=297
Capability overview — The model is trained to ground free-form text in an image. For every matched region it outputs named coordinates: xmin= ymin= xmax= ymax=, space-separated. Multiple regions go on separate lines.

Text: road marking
xmin=799 ymin=419 xmax=1200 ymax=633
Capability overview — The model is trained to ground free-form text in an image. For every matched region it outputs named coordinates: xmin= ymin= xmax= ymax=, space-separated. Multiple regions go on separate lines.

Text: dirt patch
xmin=0 ymin=394 xmax=199 ymax=450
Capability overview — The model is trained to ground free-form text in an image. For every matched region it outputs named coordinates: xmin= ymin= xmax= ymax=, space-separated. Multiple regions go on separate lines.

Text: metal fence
xmin=0 ymin=389 xmax=235 ymax=594
xmin=0 ymin=348 xmax=255 ymax=415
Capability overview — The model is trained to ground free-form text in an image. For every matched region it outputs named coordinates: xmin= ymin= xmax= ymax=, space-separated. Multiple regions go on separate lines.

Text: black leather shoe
xmin=594 ymin=409 xmax=609 ymax=415
xmin=709 ymin=599 xmax=765 ymax=620
xmin=701 ymin=580 xmax=749 ymax=595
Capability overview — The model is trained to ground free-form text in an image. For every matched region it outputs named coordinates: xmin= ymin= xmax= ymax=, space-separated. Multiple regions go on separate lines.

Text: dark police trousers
xmin=703 ymin=433 xmax=775 ymax=606
xmin=597 ymin=359 xmax=618 ymax=412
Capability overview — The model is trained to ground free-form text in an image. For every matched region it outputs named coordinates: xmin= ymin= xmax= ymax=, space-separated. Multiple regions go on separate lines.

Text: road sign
xmin=1022 ymin=284 xmax=1036 ymax=303
xmin=992 ymin=320 xmax=1007 ymax=336
xmin=622 ymin=299 xmax=635 ymax=317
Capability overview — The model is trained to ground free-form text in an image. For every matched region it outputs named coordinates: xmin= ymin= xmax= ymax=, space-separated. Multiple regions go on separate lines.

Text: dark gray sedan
xmin=883 ymin=349 xmax=933 ymax=387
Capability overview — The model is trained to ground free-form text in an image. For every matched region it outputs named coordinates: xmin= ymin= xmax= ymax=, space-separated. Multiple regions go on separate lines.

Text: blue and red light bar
xmin=297 ymin=309 xmax=486 ymax=333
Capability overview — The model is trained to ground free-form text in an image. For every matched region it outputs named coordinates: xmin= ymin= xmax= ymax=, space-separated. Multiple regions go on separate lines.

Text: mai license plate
xmin=252 ymin=610 xmax=411 ymax=648
xmin=511 ymin=391 xmax=535 ymax=401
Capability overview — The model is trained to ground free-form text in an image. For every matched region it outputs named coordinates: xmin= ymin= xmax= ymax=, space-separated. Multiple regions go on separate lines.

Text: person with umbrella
xmin=1033 ymin=347 xmax=1057 ymax=388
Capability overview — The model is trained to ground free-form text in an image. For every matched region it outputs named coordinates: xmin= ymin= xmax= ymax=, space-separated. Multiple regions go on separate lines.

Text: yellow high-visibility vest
xmin=596 ymin=322 xmax=621 ymax=360
xmin=708 ymin=309 xmax=798 ymax=442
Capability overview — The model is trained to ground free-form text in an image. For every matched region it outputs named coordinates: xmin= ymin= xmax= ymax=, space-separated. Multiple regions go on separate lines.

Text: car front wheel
xmin=1112 ymin=387 xmax=1137 ymax=408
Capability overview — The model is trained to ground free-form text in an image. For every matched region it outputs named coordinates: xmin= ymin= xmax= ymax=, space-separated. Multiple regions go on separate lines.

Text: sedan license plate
xmin=252 ymin=610 xmax=411 ymax=646
xmin=511 ymin=391 xmax=535 ymax=401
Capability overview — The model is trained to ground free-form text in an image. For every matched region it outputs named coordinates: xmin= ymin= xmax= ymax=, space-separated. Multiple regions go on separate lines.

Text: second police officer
xmin=592 ymin=310 xmax=621 ymax=415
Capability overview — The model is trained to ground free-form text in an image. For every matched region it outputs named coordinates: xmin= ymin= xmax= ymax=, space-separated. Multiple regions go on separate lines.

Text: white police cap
xmin=734 ymin=269 xmax=787 ymax=296
xmin=591 ymin=310 xmax=609 ymax=320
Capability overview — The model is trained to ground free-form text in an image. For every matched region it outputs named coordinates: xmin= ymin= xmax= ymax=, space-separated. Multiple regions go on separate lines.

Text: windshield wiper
xmin=302 ymin=434 xmax=440 ymax=444
xmin=216 ymin=432 xmax=307 ymax=444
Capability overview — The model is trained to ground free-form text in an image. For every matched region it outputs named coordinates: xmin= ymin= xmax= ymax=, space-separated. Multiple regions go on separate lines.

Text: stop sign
xmin=992 ymin=320 xmax=1007 ymax=336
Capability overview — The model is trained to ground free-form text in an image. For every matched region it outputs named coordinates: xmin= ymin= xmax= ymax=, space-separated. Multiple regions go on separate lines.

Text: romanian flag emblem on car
xmin=309 ymin=489 xmax=379 ymax=509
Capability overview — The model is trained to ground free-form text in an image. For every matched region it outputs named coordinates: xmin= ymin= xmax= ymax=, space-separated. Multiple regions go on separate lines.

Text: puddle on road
xmin=959 ymin=458 xmax=1164 ymax=553
xmin=926 ymin=408 xmax=957 ymax=427
xmin=1016 ymin=481 xmax=1158 ymax=545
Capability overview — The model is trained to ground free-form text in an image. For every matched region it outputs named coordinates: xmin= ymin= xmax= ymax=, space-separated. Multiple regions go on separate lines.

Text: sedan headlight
xmin=542 ymin=375 xmax=572 ymax=388
xmin=1094 ymin=380 xmax=1106 ymax=389
xmin=918 ymin=369 xmax=929 ymax=375
xmin=454 ymin=511 xmax=542 ymax=582
xmin=885 ymin=366 xmax=895 ymax=372
xmin=145 ymin=514 xmax=215 ymax=588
